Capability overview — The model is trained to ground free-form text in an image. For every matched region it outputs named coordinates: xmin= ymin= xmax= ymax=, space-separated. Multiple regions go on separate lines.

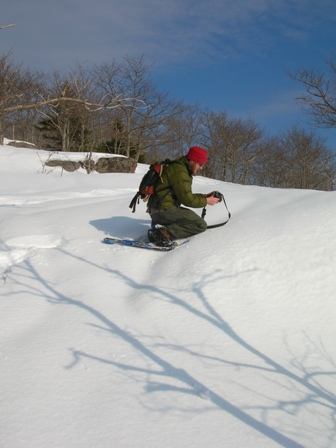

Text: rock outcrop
xmin=45 ymin=156 xmax=137 ymax=173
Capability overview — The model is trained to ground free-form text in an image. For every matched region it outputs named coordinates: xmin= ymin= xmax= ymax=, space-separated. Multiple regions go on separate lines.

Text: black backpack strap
xmin=129 ymin=192 xmax=141 ymax=213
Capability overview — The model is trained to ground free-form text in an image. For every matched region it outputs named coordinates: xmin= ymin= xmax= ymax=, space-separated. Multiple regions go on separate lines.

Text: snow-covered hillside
xmin=1 ymin=143 xmax=335 ymax=448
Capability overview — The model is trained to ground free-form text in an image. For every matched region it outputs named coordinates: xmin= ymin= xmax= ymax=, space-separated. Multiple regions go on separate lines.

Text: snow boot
xmin=148 ymin=227 xmax=173 ymax=247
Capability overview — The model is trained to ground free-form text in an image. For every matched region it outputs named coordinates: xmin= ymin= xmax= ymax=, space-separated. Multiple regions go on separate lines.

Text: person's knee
xmin=198 ymin=219 xmax=207 ymax=233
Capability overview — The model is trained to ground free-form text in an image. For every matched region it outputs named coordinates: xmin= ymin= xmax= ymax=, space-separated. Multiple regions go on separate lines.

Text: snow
xmin=1 ymin=142 xmax=336 ymax=448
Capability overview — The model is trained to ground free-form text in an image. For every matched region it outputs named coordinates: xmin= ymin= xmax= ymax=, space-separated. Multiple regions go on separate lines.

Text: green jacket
xmin=152 ymin=157 xmax=207 ymax=210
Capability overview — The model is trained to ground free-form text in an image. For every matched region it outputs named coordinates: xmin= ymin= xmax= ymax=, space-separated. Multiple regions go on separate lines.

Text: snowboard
xmin=102 ymin=236 xmax=188 ymax=252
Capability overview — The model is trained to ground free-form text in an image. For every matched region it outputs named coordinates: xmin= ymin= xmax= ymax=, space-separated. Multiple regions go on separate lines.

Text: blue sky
xmin=2 ymin=0 xmax=336 ymax=147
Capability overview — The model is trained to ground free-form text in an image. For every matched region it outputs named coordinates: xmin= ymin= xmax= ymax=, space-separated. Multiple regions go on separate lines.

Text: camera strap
xmin=202 ymin=192 xmax=231 ymax=229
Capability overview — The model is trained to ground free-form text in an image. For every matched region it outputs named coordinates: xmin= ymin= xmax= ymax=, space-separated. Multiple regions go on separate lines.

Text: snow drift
xmin=1 ymin=143 xmax=335 ymax=448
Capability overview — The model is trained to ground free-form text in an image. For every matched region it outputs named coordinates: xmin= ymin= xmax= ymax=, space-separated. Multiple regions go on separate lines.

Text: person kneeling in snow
xmin=147 ymin=146 xmax=220 ymax=247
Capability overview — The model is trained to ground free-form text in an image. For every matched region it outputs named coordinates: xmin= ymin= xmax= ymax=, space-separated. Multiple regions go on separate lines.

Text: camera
xmin=207 ymin=191 xmax=223 ymax=202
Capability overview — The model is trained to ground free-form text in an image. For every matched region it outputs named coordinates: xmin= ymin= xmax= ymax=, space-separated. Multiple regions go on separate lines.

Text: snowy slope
xmin=0 ymin=144 xmax=335 ymax=448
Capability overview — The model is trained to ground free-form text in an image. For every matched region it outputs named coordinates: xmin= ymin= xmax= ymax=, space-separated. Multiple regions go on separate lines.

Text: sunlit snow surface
xmin=1 ymin=142 xmax=335 ymax=448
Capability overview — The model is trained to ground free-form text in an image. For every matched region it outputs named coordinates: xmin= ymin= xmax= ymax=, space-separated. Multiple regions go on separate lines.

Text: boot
xmin=148 ymin=227 xmax=173 ymax=247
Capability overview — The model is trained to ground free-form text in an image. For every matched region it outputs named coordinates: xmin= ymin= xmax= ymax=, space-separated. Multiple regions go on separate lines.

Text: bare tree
xmin=252 ymin=136 xmax=284 ymax=187
xmin=200 ymin=110 xmax=263 ymax=183
xmin=254 ymin=126 xmax=336 ymax=190
xmin=4 ymin=64 xmax=45 ymax=144
xmin=0 ymin=52 xmax=148 ymax=150
xmin=93 ymin=55 xmax=178 ymax=161
xmin=160 ymin=103 xmax=203 ymax=160
xmin=289 ymin=52 xmax=336 ymax=128
xmin=36 ymin=64 xmax=99 ymax=151
xmin=91 ymin=60 xmax=128 ymax=154
xmin=118 ymin=55 xmax=181 ymax=161
xmin=279 ymin=125 xmax=336 ymax=190
xmin=0 ymin=52 xmax=32 ymax=143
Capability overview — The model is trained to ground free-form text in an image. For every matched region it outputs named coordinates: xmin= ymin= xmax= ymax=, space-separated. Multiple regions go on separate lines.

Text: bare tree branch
xmin=0 ymin=95 xmax=146 ymax=115
xmin=289 ymin=52 xmax=336 ymax=128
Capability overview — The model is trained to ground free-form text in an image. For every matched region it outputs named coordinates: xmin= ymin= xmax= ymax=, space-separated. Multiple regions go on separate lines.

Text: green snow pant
xmin=150 ymin=206 xmax=207 ymax=239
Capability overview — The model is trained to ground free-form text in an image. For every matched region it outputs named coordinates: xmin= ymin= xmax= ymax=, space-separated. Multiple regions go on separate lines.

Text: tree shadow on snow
xmin=7 ymin=250 xmax=336 ymax=448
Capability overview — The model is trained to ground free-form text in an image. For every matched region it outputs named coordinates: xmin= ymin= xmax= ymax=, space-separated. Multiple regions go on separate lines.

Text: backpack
xmin=129 ymin=159 xmax=172 ymax=213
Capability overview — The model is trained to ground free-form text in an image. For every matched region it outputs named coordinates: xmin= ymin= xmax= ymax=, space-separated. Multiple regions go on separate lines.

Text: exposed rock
xmin=95 ymin=157 xmax=137 ymax=173
xmin=8 ymin=140 xmax=36 ymax=149
xmin=44 ymin=156 xmax=137 ymax=174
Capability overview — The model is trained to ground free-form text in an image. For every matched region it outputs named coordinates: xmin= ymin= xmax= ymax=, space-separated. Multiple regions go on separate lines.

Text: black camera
xmin=207 ymin=191 xmax=223 ymax=202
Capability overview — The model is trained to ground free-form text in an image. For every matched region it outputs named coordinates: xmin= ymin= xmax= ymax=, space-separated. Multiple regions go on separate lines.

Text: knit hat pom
xmin=186 ymin=146 xmax=208 ymax=164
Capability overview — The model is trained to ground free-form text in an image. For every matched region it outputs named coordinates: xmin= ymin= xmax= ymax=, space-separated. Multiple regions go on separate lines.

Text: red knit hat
xmin=186 ymin=146 xmax=208 ymax=164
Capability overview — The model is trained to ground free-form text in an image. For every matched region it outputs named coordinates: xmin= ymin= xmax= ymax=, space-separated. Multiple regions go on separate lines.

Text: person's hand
xmin=206 ymin=195 xmax=220 ymax=205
